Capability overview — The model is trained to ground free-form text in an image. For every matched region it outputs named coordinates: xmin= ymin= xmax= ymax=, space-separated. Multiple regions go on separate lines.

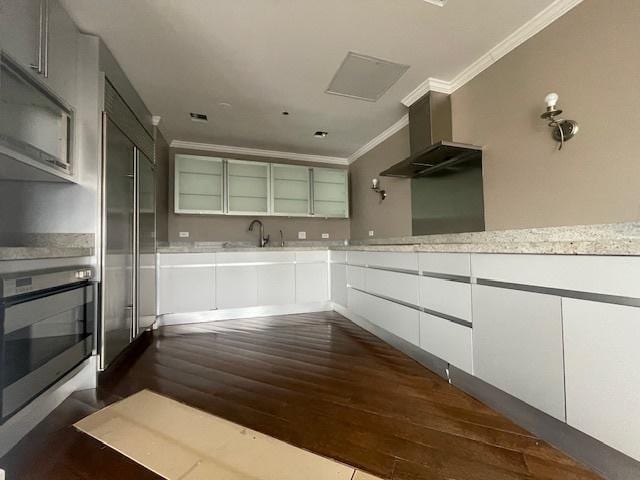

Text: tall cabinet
xmin=100 ymin=81 xmax=156 ymax=370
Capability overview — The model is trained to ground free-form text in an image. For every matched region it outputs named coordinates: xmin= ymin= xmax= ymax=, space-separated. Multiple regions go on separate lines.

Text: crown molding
xmin=401 ymin=0 xmax=584 ymax=106
xmin=348 ymin=114 xmax=409 ymax=164
xmin=170 ymin=140 xmax=349 ymax=166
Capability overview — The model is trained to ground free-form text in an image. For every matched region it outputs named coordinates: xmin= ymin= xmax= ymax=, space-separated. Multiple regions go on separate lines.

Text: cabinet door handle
xmin=30 ymin=0 xmax=45 ymax=73
xmin=42 ymin=0 xmax=50 ymax=78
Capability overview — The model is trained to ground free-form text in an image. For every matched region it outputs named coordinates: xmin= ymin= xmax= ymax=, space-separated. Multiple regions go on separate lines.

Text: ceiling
xmin=60 ymin=0 xmax=557 ymax=158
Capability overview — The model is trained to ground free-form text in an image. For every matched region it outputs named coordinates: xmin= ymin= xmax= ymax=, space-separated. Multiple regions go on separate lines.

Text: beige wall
xmin=349 ymin=126 xmax=412 ymax=240
xmin=155 ymin=129 xmax=170 ymax=242
xmin=452 ymin=0 xmax=640 ymax=230
xmin=350 ymin=0 xmax=640 ymax=237
xmin=167 ymin=148 xmax=350 ymax=243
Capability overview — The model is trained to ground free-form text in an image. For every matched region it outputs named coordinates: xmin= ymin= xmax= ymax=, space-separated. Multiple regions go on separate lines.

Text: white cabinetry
xmin=472 ymin=285 xmax=566 ymax=420
xmin=158 ymin=254 xmax=215 ymax=315
xmin=174 ymin=155 xmax=224 ymax=214
xmin=271 ymin=164 xmax=310 ymax=216
xmin=419 ymin=312 xmax=473 ymax=373
xmin=330 ymin=257 xmax=347 ymax=308
xmin=0 ymin=0 xmax=41 ymax=72
xmin=563 ymin=299 xmax=640 ymax=461
xmin=0 ymin=0 xmax=78 ymax=105
xmin=45 ymin=0 xmax=78 ymax=104
xmin=295 ymin=251 xmax=328 ymax=303
xmin=216 ymin=265 xmax=258 ymax=309
xmin=312 ymin=167 xmax=348 ymax=218
xmin=227 ymin=159 xmax=269 ymax=215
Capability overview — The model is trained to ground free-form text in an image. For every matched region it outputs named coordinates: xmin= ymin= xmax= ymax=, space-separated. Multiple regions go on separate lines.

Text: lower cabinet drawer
xmin=366 ymin=268 xmax=419 ymax=306
xmin=348 ymin=288 xmax=420 ymax=346
xmin=347 ymin=265 xmax=366 ymax=290
xmin=419 ymin=312 xmax=472 ymax=373
xmin=420 ymin=276 xmax=472 ymax=322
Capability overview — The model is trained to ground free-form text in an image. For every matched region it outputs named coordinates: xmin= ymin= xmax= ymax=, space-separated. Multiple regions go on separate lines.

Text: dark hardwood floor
xmin=0 ymin=312 xmax=601 ymax=479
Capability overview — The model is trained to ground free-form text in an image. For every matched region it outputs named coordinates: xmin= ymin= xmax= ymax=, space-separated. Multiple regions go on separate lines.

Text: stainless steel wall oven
xmin=0 ymin=266 xmax=95 ymax=422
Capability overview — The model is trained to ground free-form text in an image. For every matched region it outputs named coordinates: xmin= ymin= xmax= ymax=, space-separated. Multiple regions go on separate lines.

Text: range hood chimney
xmin=380 ymin=91 xmax=482 ymax=177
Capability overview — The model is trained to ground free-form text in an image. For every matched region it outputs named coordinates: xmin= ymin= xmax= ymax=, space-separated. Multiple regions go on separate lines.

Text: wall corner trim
xmin=169 ymin=140 xmax=349 ymax=166
xmin=401 ymin=0 xmax=584 ymax=107
xmin=348 ymin=114 xmax=409 ymax=164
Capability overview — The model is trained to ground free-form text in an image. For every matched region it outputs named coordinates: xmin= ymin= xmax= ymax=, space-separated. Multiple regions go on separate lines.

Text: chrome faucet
xmin=279 ymin=229 xmax=285 ymax=247
xmin=248 ymin=219 xmax=269 ymax=248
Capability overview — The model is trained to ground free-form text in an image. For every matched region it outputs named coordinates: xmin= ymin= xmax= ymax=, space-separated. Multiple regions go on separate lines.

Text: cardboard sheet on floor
xmin=74 ymin=389 xmax=383 ymax=480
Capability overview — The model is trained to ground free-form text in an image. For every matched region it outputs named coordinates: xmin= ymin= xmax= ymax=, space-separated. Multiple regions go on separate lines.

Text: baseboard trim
xmin=158 ymin=302 xmax=333 ymax=327
xmin=450 ymin=367 xmax=640 ymax=480
xmin=333 ymin=304 xmax=640 ymax=480
xmin=0 ymin=356 xmax=96 ymax=458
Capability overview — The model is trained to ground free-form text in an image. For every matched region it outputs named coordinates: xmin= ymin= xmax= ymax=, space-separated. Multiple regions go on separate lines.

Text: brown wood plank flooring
xmin=0 ymin=311 xmax=601 ymax=479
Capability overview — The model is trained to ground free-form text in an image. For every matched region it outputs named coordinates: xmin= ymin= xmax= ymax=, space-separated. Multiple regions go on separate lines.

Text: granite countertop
xmin=157 ymin=240 xmax=347 ymax=254
xmin=0 ymin=233 xmax=95 ymax=261
xmin=338 ymin=223 xmax=640 ymax=256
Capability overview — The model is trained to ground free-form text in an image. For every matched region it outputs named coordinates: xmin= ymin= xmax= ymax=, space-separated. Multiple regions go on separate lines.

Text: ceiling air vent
xmin=190 ymin=112 xmax=208 ymax=123
xmin=326 ymin=52 xmax=409 ymax=102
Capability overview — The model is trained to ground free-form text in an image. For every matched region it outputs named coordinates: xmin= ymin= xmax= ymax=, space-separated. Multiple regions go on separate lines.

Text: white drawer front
xmin=216 ymin=251 xmax=295 ymax=264
xmin=472 ymin=254 xmax=640 ymax=299
xmin=563 ymin=299 xmax=640 ymax=461
xmin=347 ymin=265 xmax=366 ymax=290
xmin=420 ymin=277 xmax=472 ymax=322
xmin=159 ymin=253 xmax=215 ymax=266
xmin=419 ymin=253 xmax=471 ymax=277
xmin=419 ymin=312 xmax=473 ymax=373
xmin=296 ymin=251 xmax=328 ymax=263
xmin=330 ymin=264 xmax=348 ymax=307
xmin=329 ymin=250 xmax=347 ymax=263
xmin=349 ymin=288 xmax=420 ymax=346
xmin=365 ymin=268 xmax=419 ymax=306
xmin=472 ymin=285 xmax=566 ymax=421
xmin=347 ymin=251 xmax=418 ymax=271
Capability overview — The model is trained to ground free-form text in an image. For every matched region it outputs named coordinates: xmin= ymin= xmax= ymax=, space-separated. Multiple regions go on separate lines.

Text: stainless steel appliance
xmin=380 ymin=91 xmax=485 ymax=235
xmin=100 ymin=80 xmax=156 ymax=370
xmin=0 ymin=266 xmax=95 ymax=422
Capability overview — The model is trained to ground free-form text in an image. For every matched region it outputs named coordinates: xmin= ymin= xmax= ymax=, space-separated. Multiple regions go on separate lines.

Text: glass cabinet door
xmin=227 ymin=159 xmax=269 ymax=215
xmin=174 ymin=155 xmax=224 ymax=214
xmin=312 ymin=167 xmax=348 ymax=218
xmin=271 ymin=164 xmax=310 ymax=216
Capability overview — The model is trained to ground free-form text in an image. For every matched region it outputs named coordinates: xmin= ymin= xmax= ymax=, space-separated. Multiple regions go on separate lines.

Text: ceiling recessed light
xmin=314 ymin=131 xmax=328 ymax=138
xmin=190 ymin=112 xmax=208 ymax=122
xmin=219 ymin=102 xmax=232 ymax=109
xmin=424 ymin=0 xmax=448 ymax=6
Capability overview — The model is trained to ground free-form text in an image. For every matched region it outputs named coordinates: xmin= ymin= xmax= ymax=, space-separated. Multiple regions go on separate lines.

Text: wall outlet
xmin=322 ymin=233 xmax=329 ymax=239
xmin=179 ymin=231 xmax=190 ymax=238
xmin=298 ymin=231 xmax=306 ymax=240
xmin=368 ymin=230 xmax=374 ymax=237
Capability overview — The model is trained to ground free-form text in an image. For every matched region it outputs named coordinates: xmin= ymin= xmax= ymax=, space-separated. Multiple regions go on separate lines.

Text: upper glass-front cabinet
xmin=174 ymin=155 xmax=224 ymax=214
xmin=312 ymin=167 xmax=348 ymax=218
xmin=173 ymin=155 xmax=348 ymax=218
xmin=271 ymin=164 xmax=310 ymax=216
xmin=0 ymin=53 xmax=73 ymax=181
xmin=227 ymin=159 xmax=269 ymax=215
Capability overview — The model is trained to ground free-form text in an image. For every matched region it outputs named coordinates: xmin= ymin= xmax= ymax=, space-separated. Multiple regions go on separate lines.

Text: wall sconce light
xmin=371 ymin=178 xmax=387 ymax=201
xmin=540 ymin=92 xmax=579 ymax=150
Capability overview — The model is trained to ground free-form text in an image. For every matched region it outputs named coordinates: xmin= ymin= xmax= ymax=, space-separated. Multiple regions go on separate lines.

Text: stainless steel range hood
xmin=380 ymin=92 xmax=482 ymax=177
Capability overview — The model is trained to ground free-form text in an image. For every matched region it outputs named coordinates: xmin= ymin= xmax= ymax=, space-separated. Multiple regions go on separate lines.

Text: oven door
xmin=0 ymin=283 xmax=94 ymax=421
